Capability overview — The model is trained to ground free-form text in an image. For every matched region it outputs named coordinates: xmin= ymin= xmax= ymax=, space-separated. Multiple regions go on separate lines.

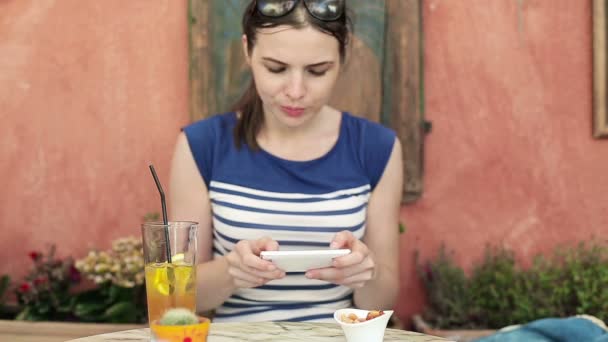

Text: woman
xmin=169 ymin=0 xmax=403 ymax=322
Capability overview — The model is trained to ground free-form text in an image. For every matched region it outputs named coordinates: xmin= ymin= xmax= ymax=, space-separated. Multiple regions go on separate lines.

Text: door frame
xmin=188 ymin=0 xmax=425 ymax=203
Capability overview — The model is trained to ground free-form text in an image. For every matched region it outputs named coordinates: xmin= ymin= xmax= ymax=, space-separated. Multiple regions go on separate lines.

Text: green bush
xmin=417 ymin=242 xmax=608 ymax=329
xmin=73 ymin=236 xmax=147 ymax=323
xmin=72 ymin=282 xmax=146 ymax=324
xmin=15 ymin=245 xmax=80 ymax=321
xmin=416 ymin=247 xmax=471 ymax=328
xmin=8 ymin=213 xmax=159 ymax=323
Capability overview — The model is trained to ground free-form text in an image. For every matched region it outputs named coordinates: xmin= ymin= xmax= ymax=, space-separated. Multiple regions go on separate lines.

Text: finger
xmin=333 ymin=249 xmax=369 ymax=268
xmin=258 ymin=236 xmax=280 ymax=252
xmin=250 ymin=267 xmax=286 ymax=280
xmin=228 ymin=267 xmax=265 ymax=288
xmin=251 ymin=236 xmax=279 ymax=254
xmin=307 ymin=261 xmax=368 ymax=281
xmin=329 ymin=230 xmax=353 ymax=249
xmin=228 ymin=257 xmax=285 ymax=282
xmin=242 ymin=252 xmax=277 ymax=272
xmin=336 ymin=270 xmax=374 ymax=288
xmin=235 ymin=241 xmax=276 ymax=271
xmin=236 ymin=259 xmax=286 ymax=280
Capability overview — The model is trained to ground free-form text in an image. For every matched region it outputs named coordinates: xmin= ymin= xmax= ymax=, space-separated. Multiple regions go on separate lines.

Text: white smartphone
xmin=260 ymin=249 xmax=351 ymax=272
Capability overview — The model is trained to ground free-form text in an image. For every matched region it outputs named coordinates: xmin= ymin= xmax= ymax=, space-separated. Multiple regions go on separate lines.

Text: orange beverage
xmin=141 ymin=221 xmax=198 ymax=324
xmin=145 ymin=261 xmax=197 ymax=322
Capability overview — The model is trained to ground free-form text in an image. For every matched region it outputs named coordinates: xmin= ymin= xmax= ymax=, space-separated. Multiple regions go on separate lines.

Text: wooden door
xmin=189 ymin=0 xmax=424 ymax=203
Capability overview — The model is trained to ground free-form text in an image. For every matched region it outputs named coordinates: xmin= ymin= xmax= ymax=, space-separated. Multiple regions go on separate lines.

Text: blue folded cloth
xmin=473 ymin=316 xmax=608 ymax=342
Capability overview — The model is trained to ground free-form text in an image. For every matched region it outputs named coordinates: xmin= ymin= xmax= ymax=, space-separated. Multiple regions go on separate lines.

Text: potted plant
xmin=413 ymin=242 xmax=608 ymax=342
xmin=12 ymin=245 xmax=81 ymax=321
xmin=72 ymin=236 xmax=147 ymax=323
xmin=150 ymin=308 xmax=210 ymax=342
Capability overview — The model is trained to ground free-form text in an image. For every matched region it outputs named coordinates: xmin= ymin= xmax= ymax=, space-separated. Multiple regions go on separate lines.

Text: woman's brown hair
xmin=232 ymin=1 xmax=352 ymax=149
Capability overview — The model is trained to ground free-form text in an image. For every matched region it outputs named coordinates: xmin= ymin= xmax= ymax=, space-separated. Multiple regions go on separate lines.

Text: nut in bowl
xmin=334 ymin=308 xmax=393 ymax=342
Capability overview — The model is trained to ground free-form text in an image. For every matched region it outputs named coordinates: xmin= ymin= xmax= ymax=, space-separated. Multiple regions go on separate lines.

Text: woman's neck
xmin=257 ymin=106 xmax=342 ymax=161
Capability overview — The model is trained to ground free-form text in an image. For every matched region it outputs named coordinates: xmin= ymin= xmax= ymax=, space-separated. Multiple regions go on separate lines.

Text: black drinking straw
xmin=149 ymin=164 xmax=172 ymax=263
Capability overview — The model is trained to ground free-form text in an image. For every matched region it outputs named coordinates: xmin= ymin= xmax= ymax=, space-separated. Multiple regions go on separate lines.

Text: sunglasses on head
xmin=254 ymin=0 xmax=344 ymax=21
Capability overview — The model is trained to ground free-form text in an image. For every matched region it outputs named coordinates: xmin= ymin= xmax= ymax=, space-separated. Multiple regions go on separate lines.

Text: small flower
xmin=76 ymin=236 xmax=145 ymax=288
xmin=33 ymin=276 xmax=47 ymax=286
xmin=18 ymin=282 xmax=31 ymax=293
xmin=117 ymin=280 xmax=135 ymax=288
xmin=110 ymin=264 xmax=121 ymax=273
xmin=135 ymin=273 xmax=144 ymax=285
xmin=69 ymin=265 xmax=81 ymax=283
xmin=28 ymin=251 xmax=41 ymax=261
xmin=94 ymin=263 xmax=109 ymax=273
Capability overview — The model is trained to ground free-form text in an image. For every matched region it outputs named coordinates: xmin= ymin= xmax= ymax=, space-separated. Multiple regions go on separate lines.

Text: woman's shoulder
xmin=341 ymin=112 xmax=397 ymax=190
xmin=183 ymin=112 xmax=236 ymax=140
xmin=184 ymin=112 xmax=237 ymax=132
xmin=341 ymin=111 xmax=396 ymax=140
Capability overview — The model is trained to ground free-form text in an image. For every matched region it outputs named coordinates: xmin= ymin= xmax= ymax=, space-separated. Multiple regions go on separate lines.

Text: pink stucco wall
xmin=396 ymin=0 xmax=608 ymax=323
xmin=0 ymin=0 xmax=189 ymax=275
xmin=1 ymin=0 xmax=606 ymax=326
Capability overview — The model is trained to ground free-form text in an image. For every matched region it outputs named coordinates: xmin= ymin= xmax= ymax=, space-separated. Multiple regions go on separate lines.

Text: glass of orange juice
xmin=141 ymin=221 xmax=198 ymax=323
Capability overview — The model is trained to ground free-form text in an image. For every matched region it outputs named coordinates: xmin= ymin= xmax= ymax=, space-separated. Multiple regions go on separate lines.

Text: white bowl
xmin=334 ymin=308 xmax=393 ymax=342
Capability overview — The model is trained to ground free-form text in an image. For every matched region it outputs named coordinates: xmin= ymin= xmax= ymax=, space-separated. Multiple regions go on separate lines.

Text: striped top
xmin=183 ymin=112 xmax=395 ymax=322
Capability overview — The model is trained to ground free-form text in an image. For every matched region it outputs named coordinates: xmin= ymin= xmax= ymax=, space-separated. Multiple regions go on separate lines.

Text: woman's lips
xmin=280 ymin=106 xmax=305 ymax=117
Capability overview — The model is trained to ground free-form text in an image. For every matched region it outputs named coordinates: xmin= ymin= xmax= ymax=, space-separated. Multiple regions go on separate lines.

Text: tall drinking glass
xmin=142 ymin=221 xmax=198 ymax=323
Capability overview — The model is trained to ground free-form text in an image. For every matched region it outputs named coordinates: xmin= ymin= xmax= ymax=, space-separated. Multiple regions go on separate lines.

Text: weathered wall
xmin=397 ymin=0 xmax=608 ymax=322
xmin=0 ymin=0 xmax=189 ymax=275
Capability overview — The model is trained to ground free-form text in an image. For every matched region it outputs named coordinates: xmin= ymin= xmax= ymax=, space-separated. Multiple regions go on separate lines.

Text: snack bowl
xmin=334 ymin=308 xmax=393 ymax=342
xmin=150 ymin=315 xmax=210 ymax=342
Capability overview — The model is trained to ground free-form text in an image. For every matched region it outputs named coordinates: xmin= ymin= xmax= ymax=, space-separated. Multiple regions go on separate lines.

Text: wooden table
xmin=68 ymin=322 xmax=450 ymax=341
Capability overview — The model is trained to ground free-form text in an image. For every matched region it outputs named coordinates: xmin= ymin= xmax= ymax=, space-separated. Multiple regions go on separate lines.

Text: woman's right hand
xmin=224 ymin=237 xmax=285 ymax=289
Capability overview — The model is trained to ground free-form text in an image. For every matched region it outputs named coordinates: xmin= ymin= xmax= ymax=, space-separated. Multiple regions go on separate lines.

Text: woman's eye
xmin=308 ymin=69 xmax=327 ymax=76
xmin=267 ymin=67 xmax=286 ymax=74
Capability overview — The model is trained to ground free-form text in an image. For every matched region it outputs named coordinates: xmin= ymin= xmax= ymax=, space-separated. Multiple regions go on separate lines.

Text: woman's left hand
xmin=305 ymin=230 xmax=376 ymax=288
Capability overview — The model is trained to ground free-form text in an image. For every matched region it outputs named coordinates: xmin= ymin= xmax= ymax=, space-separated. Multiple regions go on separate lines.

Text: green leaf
xmin=74 ymin=302 xmax=107 ymax=318
xmin=0 ymin=275 xmax=10 ymax=300
xmin=15 ymin=307 xmax=31 ymax=321
xmin=57 ymin=302 xmax=73 ymax=313
xmin=15 ymin=306 xmax=47 ymax=321
xmin=75 ymin=287 xmax=104 ymax=300
xmin=103 ymin=302 xmax=138 ymax=323
xmin=36 ymin=303 xmax=50 ymax=314
xmin=399 ymin=222 xmax=406 ymax=234
xmin=108 ymin=284 xmax=134 ymax=303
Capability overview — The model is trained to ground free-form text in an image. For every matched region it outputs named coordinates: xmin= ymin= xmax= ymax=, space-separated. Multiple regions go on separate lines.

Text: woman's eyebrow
xmin=261 ymin=57 xmax=334 ymax=67
xmin=308 ymin=61 xmax=334 ymax=68
xmin=262 ymin=57 xmax=287 ymax=65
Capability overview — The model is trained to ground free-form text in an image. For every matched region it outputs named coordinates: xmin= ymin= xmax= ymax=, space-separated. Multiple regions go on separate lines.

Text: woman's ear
xmin=242 ymin=34 xmax=251 ymax=66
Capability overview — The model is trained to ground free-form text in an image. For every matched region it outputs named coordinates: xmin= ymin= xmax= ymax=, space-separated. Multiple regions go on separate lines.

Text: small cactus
xmin=158 ymin=308 xmax=199 ymax=326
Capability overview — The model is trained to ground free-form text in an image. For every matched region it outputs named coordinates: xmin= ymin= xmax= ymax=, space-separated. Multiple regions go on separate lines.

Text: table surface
xmin=68 ymin=322 xmax=450 ymax=341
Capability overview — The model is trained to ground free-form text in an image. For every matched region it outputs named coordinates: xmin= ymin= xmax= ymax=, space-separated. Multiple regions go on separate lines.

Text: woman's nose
xmin=285 ymin=73 xmax=306 ymax=100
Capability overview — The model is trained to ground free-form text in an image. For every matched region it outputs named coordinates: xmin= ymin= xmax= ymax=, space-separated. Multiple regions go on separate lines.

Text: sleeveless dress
xmin=183 ymin=111 xmax=395 ymax=322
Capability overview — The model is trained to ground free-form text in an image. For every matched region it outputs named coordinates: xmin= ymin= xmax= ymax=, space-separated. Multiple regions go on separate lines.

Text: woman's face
xmin=244 ymin=25 xmax=341 ymax=129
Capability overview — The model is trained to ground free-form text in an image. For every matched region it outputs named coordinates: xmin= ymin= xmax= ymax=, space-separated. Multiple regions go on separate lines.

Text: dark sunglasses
xmin=254 ymin=0 xmax=344 ymax=21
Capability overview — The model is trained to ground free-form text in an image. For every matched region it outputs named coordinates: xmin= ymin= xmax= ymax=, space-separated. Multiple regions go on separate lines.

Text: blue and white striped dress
xmin=183 ymin=112 xmax=395 ymax=322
